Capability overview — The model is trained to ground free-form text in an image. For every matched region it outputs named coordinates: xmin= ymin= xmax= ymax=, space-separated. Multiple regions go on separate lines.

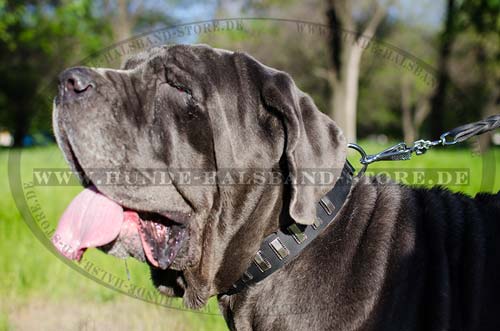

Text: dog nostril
xmin=66 ymin=77 xmax=92 ymax=94
xmin=66 ymin=78 xmax=75 ymax=92
xmin=59 ymin=68 xmax=96 ymax=100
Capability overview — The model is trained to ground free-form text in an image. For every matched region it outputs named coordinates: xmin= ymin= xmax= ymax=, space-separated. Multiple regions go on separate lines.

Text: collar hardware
xmin=319 ymin=196 xmax=335 ymax=215
xmin=312 ymin=217 xmax=323 ymax=230
xmin=269 ymin=238 xmax=290 ymax=260
xmin=253 ymin=251 xmax=272 ymax=272
xmin=224 ymin=161 xmax=354 ymax=295
xmin=288 ymin=224 xmax=307 ymax=244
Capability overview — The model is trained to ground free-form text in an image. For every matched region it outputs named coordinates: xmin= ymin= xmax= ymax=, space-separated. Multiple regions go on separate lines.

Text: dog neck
xmin=222 ymin=161 xmax=354 ymax=296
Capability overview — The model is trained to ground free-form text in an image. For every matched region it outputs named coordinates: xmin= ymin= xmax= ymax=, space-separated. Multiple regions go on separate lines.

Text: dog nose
xmin=59 ymin=68 xmax=95 ymax=99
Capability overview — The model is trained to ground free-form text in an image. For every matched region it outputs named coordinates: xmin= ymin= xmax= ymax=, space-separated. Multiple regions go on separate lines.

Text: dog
xmin=52 ymin=44 xmax=500 ymax=330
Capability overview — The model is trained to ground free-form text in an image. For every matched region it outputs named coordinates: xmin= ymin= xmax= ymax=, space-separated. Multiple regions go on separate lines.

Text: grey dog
xmin=52 ymin=44 xmax=500 ymax=331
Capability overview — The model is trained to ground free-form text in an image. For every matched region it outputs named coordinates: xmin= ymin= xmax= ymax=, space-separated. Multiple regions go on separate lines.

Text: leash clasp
xmin=348 ymin=139 xmax=438 ymax=177
xmin=347 ymin=143 xmax=369 ymax=177
xmin=439 ymin=132 xmax=458 ymax=145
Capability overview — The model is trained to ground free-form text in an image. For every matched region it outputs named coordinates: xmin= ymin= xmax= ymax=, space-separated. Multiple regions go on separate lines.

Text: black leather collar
xmin=224 ymin=161 xmax=354 ymax=295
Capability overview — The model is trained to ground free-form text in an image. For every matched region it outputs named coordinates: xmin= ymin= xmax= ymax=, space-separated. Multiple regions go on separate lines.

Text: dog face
xmin=52 ymin=44 xmax=346 ymax=308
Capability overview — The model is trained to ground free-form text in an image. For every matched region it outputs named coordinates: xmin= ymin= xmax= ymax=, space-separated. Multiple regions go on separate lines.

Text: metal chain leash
xmin=348 ymin=114 xmax=500 ymax=176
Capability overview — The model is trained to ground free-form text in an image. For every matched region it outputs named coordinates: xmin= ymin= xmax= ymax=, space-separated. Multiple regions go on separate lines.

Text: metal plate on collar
xmin=319 ymin=196 xmax=335 ymax=215
xmin=312 ymin=216 xmax=323 ymax=230
xmin=288 ymin=224 xmax=307 ymax=244
xmin=253 ymin=251 xmax=271 ymax=272
xmin=242 ymin=271 xmax=253 ymax=282
xmin=269 ymin=238 xmax=289 ymax=260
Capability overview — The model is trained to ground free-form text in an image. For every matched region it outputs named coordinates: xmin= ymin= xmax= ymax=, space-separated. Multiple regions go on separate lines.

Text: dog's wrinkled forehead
xmin=122 ymin=44 xmax=233 ymax=81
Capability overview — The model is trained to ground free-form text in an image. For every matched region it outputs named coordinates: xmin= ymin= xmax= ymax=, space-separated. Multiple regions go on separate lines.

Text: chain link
xmin=348 ymin=114 xmax=500 ymax=176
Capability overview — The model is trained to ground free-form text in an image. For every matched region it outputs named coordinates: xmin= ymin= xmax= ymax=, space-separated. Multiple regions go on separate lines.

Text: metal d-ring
xmin=347 ymin=143 xmax=368 ymax=177
xmin=439 ymin=132 xmax=458 ymax=145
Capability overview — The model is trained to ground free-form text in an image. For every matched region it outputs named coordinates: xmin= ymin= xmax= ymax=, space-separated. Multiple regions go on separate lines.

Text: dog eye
xmin=166 ymin=79 xmax=192 ymax=97
xmin=166 ymin=80 xmax=197 ymax=107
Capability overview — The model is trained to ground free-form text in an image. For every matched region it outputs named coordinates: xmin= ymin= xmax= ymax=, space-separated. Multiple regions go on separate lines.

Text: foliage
xmin=0 ymin=0 xmax=113 ymax=146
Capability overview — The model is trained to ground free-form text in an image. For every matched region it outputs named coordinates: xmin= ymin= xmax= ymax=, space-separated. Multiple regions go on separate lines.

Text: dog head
xmin=52 ymin=44 xmax=346 ymax=308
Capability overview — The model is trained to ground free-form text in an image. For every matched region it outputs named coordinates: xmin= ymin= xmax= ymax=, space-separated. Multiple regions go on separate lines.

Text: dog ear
xmin=259 ymin=66 xmax=347 ymax=225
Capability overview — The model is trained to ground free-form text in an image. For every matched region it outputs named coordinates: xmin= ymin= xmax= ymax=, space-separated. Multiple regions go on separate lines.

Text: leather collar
xmin=224 ymin=161 xmax=354 ymax=295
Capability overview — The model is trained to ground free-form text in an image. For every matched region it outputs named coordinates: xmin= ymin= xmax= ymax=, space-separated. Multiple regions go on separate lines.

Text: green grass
xmin=0 ymin=312 xmax=9 ymax=331
xmin=0 ymin=143 xmax=499 ymax=330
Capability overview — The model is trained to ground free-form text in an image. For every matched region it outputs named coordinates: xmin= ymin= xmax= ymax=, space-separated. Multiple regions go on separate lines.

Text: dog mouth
xmin=51 ymin=186 xmax=187 ymax=269
xmin=51 ymin=138 xmax=188 ymax=270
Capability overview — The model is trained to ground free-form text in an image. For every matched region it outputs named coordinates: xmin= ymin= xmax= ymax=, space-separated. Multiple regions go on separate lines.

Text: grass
xmin=0 ymin=142 xmax=499 ymax=330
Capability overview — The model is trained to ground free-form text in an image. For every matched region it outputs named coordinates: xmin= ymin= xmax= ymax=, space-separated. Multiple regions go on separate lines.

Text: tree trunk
xmin=115 ymin=0 xmax=134 ymax=41
xmin=325 ymin=0 xmax=389 ymax=142
xmin=401 ymin=76 xmax=416 ymax=143
xmin=401 ymin=75 xmax=431 ymax=144
xmin=329 ymin=47 xmax=362 ymax=143
xmin=13 ymin=103 xmax=29 ymax=147
xmin=428 ymin=0 xmax=457 ymax=137
xmin=341 ymin=47 xmax=362 ymax=143
xmin=475 ymin=42 xmax=496 ymax=152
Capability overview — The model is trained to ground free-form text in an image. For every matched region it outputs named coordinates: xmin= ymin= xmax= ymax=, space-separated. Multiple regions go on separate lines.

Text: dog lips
xmin=52 ymin=186 xmax=124 ymax=261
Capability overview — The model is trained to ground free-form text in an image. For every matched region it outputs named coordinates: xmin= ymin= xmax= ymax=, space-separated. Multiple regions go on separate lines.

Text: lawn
xmin=0 ymin=142 xmax=499 ymax=331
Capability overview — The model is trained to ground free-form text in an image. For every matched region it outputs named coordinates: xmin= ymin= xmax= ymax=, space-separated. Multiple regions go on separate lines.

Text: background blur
xmin=0 ymin=0 xmax=499 ymax=330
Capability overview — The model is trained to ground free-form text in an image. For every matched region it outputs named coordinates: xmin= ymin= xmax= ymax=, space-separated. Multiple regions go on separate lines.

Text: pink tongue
xmin=52 ymin=187 xmax=124 ymax=261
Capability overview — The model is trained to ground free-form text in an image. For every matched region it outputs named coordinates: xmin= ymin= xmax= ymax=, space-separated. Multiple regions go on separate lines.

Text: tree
xmin=427 ymin=0 xmax=459 ymax=138
xmin=458 ymin=0 xmax=499 ymax=150
xmin=427 ymin=0 xmax=499 ymax=143
xmin=324 ymin=0 xmax=393 ymax=142
xmin=0 ymin=0 xmax=176 ymax=146
xmin=101 ymin=0 xmax=176 ymax=43
xmin=400 ymin=75 xmax=430 ymax=143
xmin=0 ymin=0 xmax=112 ymax=147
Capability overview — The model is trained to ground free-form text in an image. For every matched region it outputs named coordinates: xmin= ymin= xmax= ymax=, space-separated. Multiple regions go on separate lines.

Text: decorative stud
xmin=320 ymin=196 xmax=335 ymax=215
xmin=242 ymin=271 xmax=253 ymax=282
xmin=288 ymin=224 xmax=307 ymax=244
xmin=269 ymin=238 xmax=289 ymax=260
xmin=312 ymin=217 xmax=323 ymax=230
xmin=253 ymin=251 xmax=271 ymax=272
